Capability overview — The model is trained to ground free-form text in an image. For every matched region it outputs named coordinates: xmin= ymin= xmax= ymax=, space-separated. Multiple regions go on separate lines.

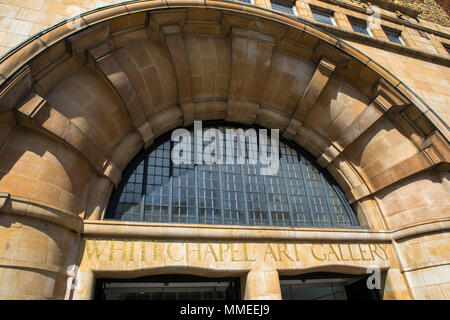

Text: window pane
xmin=244 ymin=164 xmax=270 ymax=226
xmin=312 ymin=9 xmax=334 ymax=25
xmin=384 ymin=29 xmax=403 ymax=44
xmin=270 ymin=1 xmax=295 ymax=15
xmin=280 ymin=146 xmax=312 ymax=227
xmin=115 ymin=162 xmax=144 ymax=221
xmin=350 ymin=20 xmax=370 ymax=35
xmin=300 ymin=155 xmax=332 ymax=227
xmin=198 ymin=163 xmax=222 ymax=225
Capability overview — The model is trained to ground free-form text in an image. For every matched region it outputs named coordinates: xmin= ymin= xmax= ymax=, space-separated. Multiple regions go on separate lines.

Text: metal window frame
xmin=105 ymin=121 xmax=360 ymax=229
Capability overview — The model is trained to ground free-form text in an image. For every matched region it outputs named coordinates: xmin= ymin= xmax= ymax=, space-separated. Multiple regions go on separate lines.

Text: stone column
xmin=0 ymin=196 xmax=81 ymax=299
xmin=242 ymin=269 xmax=282 ymax=300
xmin=72 ymin=270 xmax=95 ymax=300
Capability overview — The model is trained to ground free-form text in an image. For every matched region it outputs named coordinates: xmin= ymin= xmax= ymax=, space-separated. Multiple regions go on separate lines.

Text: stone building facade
xmin=0 ymin=0 xmax=448 ymax=300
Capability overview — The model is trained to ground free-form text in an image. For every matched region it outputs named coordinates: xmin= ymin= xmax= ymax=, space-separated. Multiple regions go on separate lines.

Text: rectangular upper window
xmin=311 ymin=8 xmax=335 ymax=26
xmin=383 ymin=27 xmax=404 ymax=45
xmin=270 ymin=0 xmax=296 ymax=15
xmin=349 ymin=18 xmax=372 ymax=36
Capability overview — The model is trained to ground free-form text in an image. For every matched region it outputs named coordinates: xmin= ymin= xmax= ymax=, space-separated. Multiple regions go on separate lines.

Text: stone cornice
xmin=81 ymin=218 xmax=450 ymax=242
xmin=0 ymin=192 xmax=83 ymax=233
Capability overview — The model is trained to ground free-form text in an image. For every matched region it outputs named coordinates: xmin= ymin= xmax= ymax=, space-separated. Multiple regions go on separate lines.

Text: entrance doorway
xmin=280 ymin=272 xmax=381 ymax=300
xmin=94 ymin=274 xmax=241 ymax=300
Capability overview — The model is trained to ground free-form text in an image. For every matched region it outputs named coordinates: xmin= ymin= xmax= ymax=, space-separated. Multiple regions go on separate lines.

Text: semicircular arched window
xmin=106 ymin=124 xmax=359 ymax=228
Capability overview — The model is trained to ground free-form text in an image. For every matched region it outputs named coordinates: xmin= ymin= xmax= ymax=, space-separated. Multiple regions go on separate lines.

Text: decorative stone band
xmin=0 ymin=256 xmax=67 ymax=275
xmin=0 ymin=192 xmax=83 ymax=233
xmin=2 ymin=187 xmax=446 ymax=245
xmin=0 ymin=0 xmax=447 ymax=143
xmin=82 ymin=218 xmax=450 ymax=243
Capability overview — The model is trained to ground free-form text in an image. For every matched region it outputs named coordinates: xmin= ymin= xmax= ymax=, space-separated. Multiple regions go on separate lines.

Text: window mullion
xmin=140 ymin=157 xmax=148 ymax=222
xmin=298 ymin=155 xmax=315 ymax=227
xmin=195 ymin=164 xmax=199 ymax=224
xmin=218 ymin=163 xmax=225 ymax=225
xmin=262 ymin=173 xmax=273 ymax=226
xmin=280 ymin=160 xmax=295 ymax=227
xmin=331 ymin=182 xmax=358 ymax=226
xmin=320 ymin=173 xmax=336 ymax=226
xmin=240 ymin=165 xmax=250 ymax=225
xmin=168 ymin=141 xmax=173 ymax=223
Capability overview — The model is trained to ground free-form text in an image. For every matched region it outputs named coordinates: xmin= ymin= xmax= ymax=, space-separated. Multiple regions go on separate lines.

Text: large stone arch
xmin=0 ymin=1 xmax=448 ymax=299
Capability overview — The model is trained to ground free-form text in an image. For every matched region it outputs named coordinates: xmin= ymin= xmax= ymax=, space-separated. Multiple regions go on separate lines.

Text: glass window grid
xmin=115 ymin=162 xmax=144 ymax=221
xmin=198 ymin=164 xmax=222 ymax=224
xmin=301 ymin=157 xmax=333 ymax=227
xmin=145 ymin=141 xmax=171 ymax=223
xmin=111 ymin=126 xmax=357 ymax=228
xmin=280 ymin=146 xmax=313 ymax=227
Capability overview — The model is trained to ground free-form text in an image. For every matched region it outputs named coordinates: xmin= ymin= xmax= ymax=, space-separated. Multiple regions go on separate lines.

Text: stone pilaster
xmin=242 ymin=269 xmax=282 ymax=300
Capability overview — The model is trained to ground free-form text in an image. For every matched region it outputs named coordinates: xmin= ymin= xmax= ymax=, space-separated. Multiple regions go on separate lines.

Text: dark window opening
xmin=383 ymin=27 xmax=404 ymax=45
xmin=95 ymin=275 xmax=241 ymax=300
xmin=311 ymin=7 xmax=335 ymax=26
xmin=280 ymin=272 xmax=381 ymax=300
xmin=349 ymin=18 xmax=371 ymax=36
